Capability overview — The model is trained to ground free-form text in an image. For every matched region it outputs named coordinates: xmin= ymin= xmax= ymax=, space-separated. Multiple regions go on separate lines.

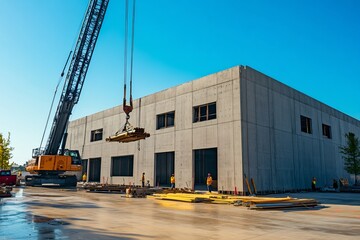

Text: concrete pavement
xmin=1 ymin=188 xmax=359 ymax=239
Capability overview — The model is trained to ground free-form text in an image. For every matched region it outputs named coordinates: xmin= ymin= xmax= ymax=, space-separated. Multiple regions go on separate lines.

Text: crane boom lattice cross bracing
xmin=45 ymin=0 xmax=109 ymax=156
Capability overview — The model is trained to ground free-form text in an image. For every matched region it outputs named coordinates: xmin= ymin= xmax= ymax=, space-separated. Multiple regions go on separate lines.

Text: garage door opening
xmin=89 ymin=158 xmax=101 ymax=182
xmin=194 ymin=148 xmax=217 ymax=190
xmin=155 ymin=152 xmax=174 ymax=187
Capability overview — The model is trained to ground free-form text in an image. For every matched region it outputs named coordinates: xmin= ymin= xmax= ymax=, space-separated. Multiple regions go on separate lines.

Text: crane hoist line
xmin=106 ymin=0 xmax=150 ymax=143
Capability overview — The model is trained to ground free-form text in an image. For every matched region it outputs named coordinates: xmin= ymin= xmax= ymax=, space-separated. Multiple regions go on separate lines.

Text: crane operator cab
xmin=64 ymin=149 xmax=81 ymax=165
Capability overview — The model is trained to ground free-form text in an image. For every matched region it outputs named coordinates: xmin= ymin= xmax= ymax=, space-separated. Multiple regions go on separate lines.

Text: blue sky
xmin=1 ymin=0 xmax=359 ymax=165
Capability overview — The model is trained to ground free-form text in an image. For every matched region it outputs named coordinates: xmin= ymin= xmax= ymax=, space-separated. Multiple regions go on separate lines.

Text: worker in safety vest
xmin=207 ymin=173 xmax=213 ymax=193
xmin=82 ymin=173 xmax=87 ymax=182
xmin=170 ymin=174 xmax=175 ymax=189
xmin=17 ymin=171 xmax=22 ymax=185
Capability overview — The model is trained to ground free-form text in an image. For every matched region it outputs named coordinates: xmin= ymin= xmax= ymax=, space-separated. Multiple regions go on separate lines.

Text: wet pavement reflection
xmin=1 ymin=188 xmax=360 ymax=239
xmin=0 ymin=188 xmax=67 ymax=240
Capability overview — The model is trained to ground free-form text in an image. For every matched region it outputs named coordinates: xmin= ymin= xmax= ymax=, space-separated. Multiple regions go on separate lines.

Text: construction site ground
xmin=1 ymin=187 xmax=359 ymax=240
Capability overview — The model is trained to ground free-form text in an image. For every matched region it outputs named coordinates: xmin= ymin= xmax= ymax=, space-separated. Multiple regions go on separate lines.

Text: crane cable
xmin=123 ymin=0 xmax=136 ymax=121
xmin=38 ymin=1 xmax=89 ymax=153
xmin=38 ymin=51 xmax=72 ymax=152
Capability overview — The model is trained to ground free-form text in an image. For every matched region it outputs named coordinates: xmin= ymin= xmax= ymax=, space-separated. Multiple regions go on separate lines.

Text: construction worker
xmin=141 ymin=172 xmax=145 ymax=188
xmin=170 ymin=174 xmax=175 ymax=189
xmin=311 ymin=177 xmax=316 ymax=191
xmin=207 ymin=173 xmax=213 ymax=193
xmin=82 ymin=172 xmax=87 ymax=182
xmin=17 ymin=171 xmax=22 ymax=185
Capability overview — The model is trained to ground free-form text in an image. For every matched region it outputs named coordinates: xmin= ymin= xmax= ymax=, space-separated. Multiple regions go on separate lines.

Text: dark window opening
xmin=300 ymin=115 xmax=312 ymax=134
xmin=90 ymin=129 xmax=103 ymax=142
xmin=193 ymin=102 xmax=217 ymax=123
xmin=156 ymin=111 xmax=175 ymax=129
xmin=111 ymin=155 xmax=134 ymax=176
xmin=322 ymin=124 xmax=331 ymax=139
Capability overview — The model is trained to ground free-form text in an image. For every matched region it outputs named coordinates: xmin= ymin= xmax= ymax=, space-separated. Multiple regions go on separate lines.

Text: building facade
xmin=66 ymin=66 xmax=360 ymax=193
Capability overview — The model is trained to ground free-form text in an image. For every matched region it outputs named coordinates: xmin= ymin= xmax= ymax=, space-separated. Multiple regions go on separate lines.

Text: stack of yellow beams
xmin=106 ymin=127 xmax=150 ymax=143
xmin=151 ymin=193 xmax=318 ymax=209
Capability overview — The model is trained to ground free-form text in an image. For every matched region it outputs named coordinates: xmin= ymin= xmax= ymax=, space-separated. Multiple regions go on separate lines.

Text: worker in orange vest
xmin=170 ymin=174 xmax=175 ymax=189
xmin=207 ymin=173 xmax=213 ymax=193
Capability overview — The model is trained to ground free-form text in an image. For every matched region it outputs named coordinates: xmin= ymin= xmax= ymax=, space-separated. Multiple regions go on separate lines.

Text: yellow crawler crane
xmin=25 ymin=0 xmax=110 ymax=186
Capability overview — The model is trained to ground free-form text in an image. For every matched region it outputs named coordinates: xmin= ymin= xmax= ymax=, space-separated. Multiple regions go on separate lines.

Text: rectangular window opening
xmin=111 ymin=155 xmax=134 ymax=177
xmin=90 ymin=128 xmax=103 ymax=142
xmin=156 ymin=111 xmax=175 ymax=129
xmin=322 ymin=124 xmax=331 ymax=139
xmin=193 ymin=102 xmax=217 ymax=123
xmin=300 ymin=115 xmax=312 ymax=134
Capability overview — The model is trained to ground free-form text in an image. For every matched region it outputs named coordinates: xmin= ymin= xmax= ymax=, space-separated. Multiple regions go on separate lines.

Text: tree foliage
xmin=0 ymin=132 xmax=14 ymax=170
xmin=339 ymin=132 xmax=360 ymax=185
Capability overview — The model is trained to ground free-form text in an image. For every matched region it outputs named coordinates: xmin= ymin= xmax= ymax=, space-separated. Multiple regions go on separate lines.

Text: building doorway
xmin=155 ymin=152 xmax=174 ymax=187
xmin=88 ymin=158 xmax=101 ymax=182
xmin=81 ymin=159 xmax=88 ymax=176
xmin=194 ymin=148 xmax=217 ymax=190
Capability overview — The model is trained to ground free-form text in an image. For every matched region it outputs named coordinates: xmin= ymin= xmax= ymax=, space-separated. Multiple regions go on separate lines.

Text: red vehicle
xmin=0 ymin=170 xmax=17 ymax=186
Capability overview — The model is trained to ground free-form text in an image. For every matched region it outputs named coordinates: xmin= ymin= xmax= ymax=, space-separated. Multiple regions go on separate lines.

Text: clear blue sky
xmin=1 ymin=0 xmax=359 ymax=165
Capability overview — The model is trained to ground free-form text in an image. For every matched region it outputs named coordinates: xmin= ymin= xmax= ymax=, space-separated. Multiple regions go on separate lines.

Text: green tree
xmin=339 ymin=132 xmax=360 ymax=185
xmin=0 ymin=132 xmax=14 ymax=170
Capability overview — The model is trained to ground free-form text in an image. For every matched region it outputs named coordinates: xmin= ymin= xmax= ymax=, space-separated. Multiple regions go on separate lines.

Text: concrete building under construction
xmin=66 ymin=65 xmax=360 ymax=194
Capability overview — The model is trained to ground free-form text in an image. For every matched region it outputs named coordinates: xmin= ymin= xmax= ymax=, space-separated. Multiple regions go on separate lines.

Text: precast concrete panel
xmin=216 ymin=66 xmax=240 ymax=85
xmin=155 ymin=88 xmax=176 ymax=102
xmin=192 ymin=125 xmax=217 ymax=150
xmin=232 ymin=79 xmax=241 ymax=121
xmin=155 ymin=98 xmax=175 ymax=115
xmin=140 ymin=103 xmax=156 ymax=133
xmin=255 ymin=84 xmax=270 ymax=127
xmin=274 ymin=130 xmax=295 ymax=190
xmin=256 ymin=125 xmax=271 ymax=156
xmin=155 ymin=131 xmax=175 ymax=153
xmin=175 ymin=129 xmax=193 ymax=189
xmin=273 ymin=92 xmax=293 ymax=132
xmin=175 ymin=92 xmax=192 ymax=130
xmin=244 ymin=123 xmax=258 ymax=186
xmin=244 ymin=80 xmax=256 ymax=124
xmin=233 ymin=120 xmax=243 ymax=192
xmin=193 ymin=74 xmax=217 ymax=92
xmin=217 ymin=122 xmax=235 ymax=192
xmin=217 ymin=81 xmax=234 ymax=123
xmin=192 ymin=86 xmax=217 ymax=107
xmin=176 ymin=81 xmax=192 ymax=96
